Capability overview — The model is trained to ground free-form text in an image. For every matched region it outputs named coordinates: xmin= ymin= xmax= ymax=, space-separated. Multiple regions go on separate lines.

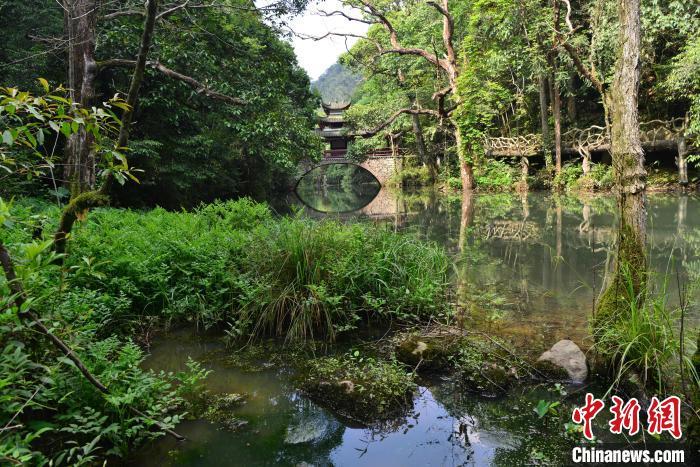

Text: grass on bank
xmin=593 ymin=263 xmax=699 ymax=395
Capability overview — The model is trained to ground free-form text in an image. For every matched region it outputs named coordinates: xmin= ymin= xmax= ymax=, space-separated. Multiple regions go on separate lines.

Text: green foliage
xmin=474 ymin=159 xmax=516 ymax=190
xmin=388 ymin=165 xmax=433 ymax=187
xmin=0 ymin=84 xmax=132 ymax=190
xmin=553 ymin=163 xmax=583 ymax=190
xmin=533 ymin=399 xmax=560 ymax=419
xmin=664 ymin=35 xmax=700 ymax=138
xmin=0 ymin=334 xmax=206 ymax=465
xmin=593 ymin=264 xmax=698 ymax=394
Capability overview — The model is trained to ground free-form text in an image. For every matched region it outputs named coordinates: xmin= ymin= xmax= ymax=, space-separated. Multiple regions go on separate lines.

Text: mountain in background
xmin=311 ymin=63 xmax=362 ymax=104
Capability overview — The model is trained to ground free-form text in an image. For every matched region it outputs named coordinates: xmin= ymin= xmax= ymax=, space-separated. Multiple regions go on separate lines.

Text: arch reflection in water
xmin=296 ymin=163 xmax=381 ymax=213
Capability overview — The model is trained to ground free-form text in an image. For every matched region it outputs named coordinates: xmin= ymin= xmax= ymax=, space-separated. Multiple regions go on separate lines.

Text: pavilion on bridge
xmin=317 ymin=102 xmax=354 ymax=158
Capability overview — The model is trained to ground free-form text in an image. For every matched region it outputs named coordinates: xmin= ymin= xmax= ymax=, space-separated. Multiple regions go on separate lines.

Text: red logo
xmin=571 ymin=394 xmax=683 ymax=440
xmin=572 ymin=393 xmax=605 ymax=440
xmin=647 ymin=396 xmax=682 ymax=439
xmin=609 ymin=396 xmax=641 ymax=436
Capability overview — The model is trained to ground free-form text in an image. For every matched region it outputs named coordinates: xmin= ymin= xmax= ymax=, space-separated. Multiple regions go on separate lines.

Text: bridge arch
xmin=297 ymin=152 xmax=401 ymax=187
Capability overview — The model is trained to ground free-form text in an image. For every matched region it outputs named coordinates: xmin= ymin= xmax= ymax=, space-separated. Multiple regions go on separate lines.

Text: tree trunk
xmin=54 ymin=0 xmax=160 ymax=257
xmin=676 ymin=137 xmax=688 ymax=187
xmin=551 ymin=72 xmax=562 ymax=177
xmin=64 ymin=0 xmax=99 ymax=194
xmin=581 ymin=147 xmax=592 ymax=175
xmin=455 ymin=125 xmax=475 ymax=191
xmin=567 ymin=75 xmax=577 ymax=122
xmin=458 ymin=189 xmax=475 ymax=252
xmin=538 ymin=74 xmax=551 ymax=168
xmin=595 ymin=0 xmax=646 ymax=326
xmin=411 ymin=111 xmax=435 ymax=179
xmin=520 ymin=156 xmax=529 ymax=190
xmin=115 ymin=0 xmax=159 ymax=151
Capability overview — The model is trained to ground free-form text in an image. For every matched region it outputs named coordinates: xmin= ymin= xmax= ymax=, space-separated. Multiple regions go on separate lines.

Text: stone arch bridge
xmin=297 ymin=149 xmax=403 ymax=186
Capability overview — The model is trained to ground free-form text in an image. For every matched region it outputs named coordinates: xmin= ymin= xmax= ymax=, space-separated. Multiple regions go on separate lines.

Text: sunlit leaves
xmin=0 ymin=80 xmax=135 ymax=185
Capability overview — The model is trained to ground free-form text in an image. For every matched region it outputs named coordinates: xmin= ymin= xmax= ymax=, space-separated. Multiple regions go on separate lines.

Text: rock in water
xmin=537 ymin=339 xmax=587 ymax=382
xmin=284 ymin=408 xmax=339 ymax=445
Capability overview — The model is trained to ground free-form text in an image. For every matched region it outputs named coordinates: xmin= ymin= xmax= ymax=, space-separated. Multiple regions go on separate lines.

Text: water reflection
xmin=131 ymin=330 xmax=570 ymax=466
xmin=290 ymin=189 xmax=699 ymax=350
xmin=296 ymin=164 xmax=381 ymax=213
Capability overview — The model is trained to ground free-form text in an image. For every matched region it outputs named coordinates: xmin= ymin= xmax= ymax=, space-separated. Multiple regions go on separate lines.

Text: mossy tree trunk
xmin=64 ymin=0 xmax=99 ymax=194
xmin=455 ymin=125 xmax=476 ymax=191
xmin=595 ymin=0 xmax=647 ymax=324
xmin=538 ymin=74 xmax=551 ymax=169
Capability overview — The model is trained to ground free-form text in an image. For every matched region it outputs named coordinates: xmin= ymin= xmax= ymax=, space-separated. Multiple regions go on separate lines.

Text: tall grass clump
xmin=593 ymin=265 xmax=698 ymax=394
xmin=240 ymin=217 xmax=449 ymax=342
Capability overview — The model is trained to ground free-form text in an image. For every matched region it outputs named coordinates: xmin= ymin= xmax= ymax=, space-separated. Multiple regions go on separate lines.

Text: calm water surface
xmin=131 ymin=186 xmax=700 ymax=466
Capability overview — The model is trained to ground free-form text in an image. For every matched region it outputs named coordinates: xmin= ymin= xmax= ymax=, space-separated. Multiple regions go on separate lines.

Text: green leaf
xmin=60 ymin=122 xmax=71 ymax=138
xmin=2 ymin=130 xmax=14 ymax=146
xmin=37 ymin=77 xmax=50 ymax=92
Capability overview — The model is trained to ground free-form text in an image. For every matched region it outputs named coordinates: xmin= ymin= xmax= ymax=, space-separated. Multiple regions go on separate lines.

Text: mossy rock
xmin=201 ymin=393 xmax=248 ymax=430
xmin=299 ymin=355 xmax=416 ymax=426
xmin=459 ymin=361 xmax=517 ymax=398
xmin=395 ymin=334 xmax=461 ymax=373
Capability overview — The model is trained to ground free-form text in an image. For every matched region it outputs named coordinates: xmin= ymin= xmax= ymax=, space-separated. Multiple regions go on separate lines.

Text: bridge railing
xmin=321 ymin=148 xmax=400 ymax=160
xmin=485 ymin=118 xmax=689 ymax=157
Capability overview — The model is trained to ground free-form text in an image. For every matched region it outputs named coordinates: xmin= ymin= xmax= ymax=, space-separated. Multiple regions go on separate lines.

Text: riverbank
xmin=386 ymin=162 xmax=699 ymax=193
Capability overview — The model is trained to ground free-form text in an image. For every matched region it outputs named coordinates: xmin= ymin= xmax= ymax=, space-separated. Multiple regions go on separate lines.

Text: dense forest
xmin=1 ymin=1 xmax=699 ymax=465
xmin=1 ymin=0 xmax=321 ymax=208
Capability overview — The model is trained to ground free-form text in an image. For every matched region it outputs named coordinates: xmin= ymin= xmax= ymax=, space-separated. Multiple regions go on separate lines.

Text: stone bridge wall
xmin=297 ymin=156 xmax=401 ymax=186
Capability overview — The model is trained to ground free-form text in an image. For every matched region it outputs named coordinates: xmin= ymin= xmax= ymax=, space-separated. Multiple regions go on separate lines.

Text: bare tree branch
xmin=355 ymin=0 xmax=442 ymax=68
xmin=316 ymin=9 xmax=374 ymax=24
xmin=354 ymin=108 xmax=441 ymax=137
xmin=560 ymin=0 xmax=574 ymax=32
xmin=561 ymin=42 xmax=604 ymax=94
xmin=98 ymin=59 xmax=247 ymax=105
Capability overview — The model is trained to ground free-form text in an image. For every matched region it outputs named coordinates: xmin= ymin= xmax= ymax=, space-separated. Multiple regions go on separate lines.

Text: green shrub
xmin=590 ymin=163 xmax=614 ymax=189
xmin=553 ymin=163 xmax=583 ymax=190
xmin=446 ymin=176 xmax=463 ymax=190
xmin=593 ymin=266 xmax=698 ymax=393
xmin=68 ymin=203 xmax=254 ymax=330
xmin=474 ymin=159 xmax=516 ymax=190
xmin=389 ymin=165 xmax=433 ymax=187
xmin=0 ymin=335 xmax=205 ymax=465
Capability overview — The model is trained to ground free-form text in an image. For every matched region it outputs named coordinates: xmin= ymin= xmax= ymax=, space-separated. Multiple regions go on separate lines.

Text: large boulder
xmin=537 ymin=340 xmax=587 ymax=382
